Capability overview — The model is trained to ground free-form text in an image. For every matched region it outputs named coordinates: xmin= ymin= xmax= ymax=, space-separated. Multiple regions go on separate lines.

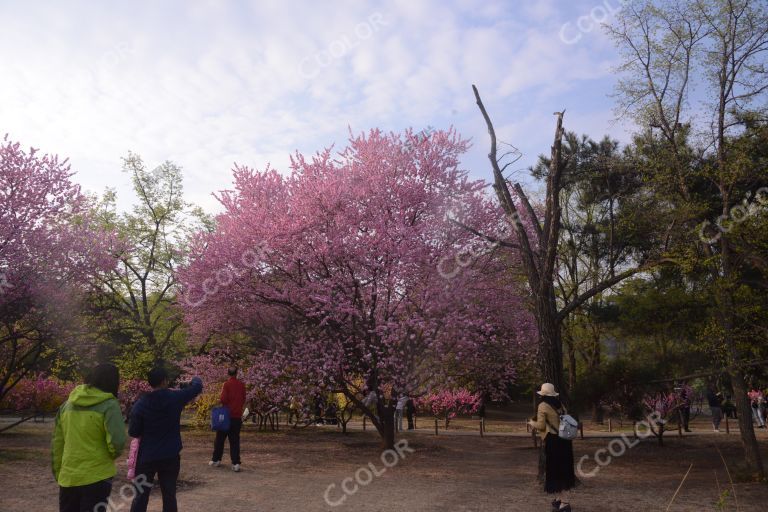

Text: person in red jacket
xmin=209 ymin=367 xmax=246 ymax=472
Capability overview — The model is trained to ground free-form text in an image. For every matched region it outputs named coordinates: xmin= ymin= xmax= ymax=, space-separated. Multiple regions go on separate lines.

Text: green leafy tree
xmin=87 ymin=154 xmax=210 ymax=377
xmin=609 ymin=0 xmax=768 ymax=476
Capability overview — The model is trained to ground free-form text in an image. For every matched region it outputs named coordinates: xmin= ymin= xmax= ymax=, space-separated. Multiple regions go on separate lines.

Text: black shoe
xmin=559 ymin=504 xmax=572 ymax=512
xmin=551 ymin=499 xmax=561 ymax=511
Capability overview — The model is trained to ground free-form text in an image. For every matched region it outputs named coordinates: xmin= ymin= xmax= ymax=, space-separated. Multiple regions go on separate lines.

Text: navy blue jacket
xmin=128 ymin=377 xmax=203 ymax=465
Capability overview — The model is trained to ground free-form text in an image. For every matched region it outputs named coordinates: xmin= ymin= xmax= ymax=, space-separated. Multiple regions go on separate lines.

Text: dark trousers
xmin=544 ymin=434 xmax=576 ymax=494
xmin=407 ymin=411 xmax=414 ymax=430
xmin=680 ymin=407 xmax=691 ymax=430
xmin=212 ymin=418 xmax=242 ymax=464
xmin=130 ymin=455 xmax=181 ymax=512
xmin=59 ymin=479 xmax=112 ymax=512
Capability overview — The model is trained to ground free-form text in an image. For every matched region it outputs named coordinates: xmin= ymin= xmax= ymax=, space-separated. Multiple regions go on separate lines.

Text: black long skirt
xmin=544 ymin=433 xmax=576 ymax=493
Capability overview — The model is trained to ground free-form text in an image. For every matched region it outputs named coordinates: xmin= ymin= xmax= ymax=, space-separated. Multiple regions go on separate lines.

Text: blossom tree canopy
xmin=180 ymin=128 xmax=536 ymax=447
xmin=0 ymin=136 xmax=116 ymax=402
xmin=416 ymin=388 xmax=481 ymax=428
xmin=0 ymin=374 xmax=74 ymax=413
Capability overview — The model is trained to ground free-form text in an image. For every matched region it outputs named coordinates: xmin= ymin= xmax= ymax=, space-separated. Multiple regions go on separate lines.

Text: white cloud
xmin=0 ymin=0 xmax=629 ymax=213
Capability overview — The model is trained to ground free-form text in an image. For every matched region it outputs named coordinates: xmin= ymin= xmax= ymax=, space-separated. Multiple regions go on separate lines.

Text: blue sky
xmin=0 ymin=0 xmax=634 ymax=212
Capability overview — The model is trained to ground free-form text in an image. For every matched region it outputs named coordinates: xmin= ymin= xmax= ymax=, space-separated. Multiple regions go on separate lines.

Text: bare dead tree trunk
xmin=471 ymin=84 xmax=568 ymax=399
xmin=470 ymin=86 xmax=663 ymax=404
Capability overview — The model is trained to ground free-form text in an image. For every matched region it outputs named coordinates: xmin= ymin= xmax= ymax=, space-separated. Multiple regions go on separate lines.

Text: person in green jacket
xmin=52 ymin=363 xmax=127 ymax=512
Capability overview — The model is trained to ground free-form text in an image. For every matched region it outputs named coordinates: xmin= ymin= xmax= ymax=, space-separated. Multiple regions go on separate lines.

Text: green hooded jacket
xmin=52 ymin=384 xmax=127 ymax=487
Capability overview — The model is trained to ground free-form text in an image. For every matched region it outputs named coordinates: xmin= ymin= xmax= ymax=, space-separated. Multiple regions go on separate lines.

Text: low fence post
xmin=725 ymin=414 xmax=730 ymax=434
xmin=363 ymin=416 xmax=366 ymax=431
xmin=579 ymin=422 xmax=584 ymax=440
xmin=608 ymin=418 xmax=612 ymax=432
xmin=434 ymin=418 xmax=438 ymax=436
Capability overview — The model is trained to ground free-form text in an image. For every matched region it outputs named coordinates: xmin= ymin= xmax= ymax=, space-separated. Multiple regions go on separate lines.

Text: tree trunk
xmin=378 ymin=417 xmax=395 ymax=451
xmin=567 ymin=342 xmax=577 ymax=393
xmin=730 ymin=369 xmax=763 ymax=475
xmin=719 ymin=237 xmax=765 ymax=478
xmin=537 ymin=293 xmax=567 ymax=402
xmin=373 ymin=401 xmax=396 ymax=450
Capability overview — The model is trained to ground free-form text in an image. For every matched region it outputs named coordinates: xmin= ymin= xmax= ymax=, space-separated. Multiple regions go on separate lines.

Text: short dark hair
xmin=227 ymin=367 xmax=238 ymax=377
xmin=85 ymin=363 xmax=120 ymax=396
xmin=148 ymin=367 xmax=169 ymax=388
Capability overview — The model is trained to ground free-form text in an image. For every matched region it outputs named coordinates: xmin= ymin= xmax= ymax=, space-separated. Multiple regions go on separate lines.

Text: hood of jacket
xmin=67 ymin=384 xmax=116 ymax=407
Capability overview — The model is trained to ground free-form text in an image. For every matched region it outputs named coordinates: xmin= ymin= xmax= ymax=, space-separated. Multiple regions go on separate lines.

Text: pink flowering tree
xmin=241 ymin=352 xmax=325 ymax=430
xmin=180 ymin=128 xmax=534 ymax=448
xmin=643 ymin=391 xmax=683 ymax=446
xmin=177 ymin=349 xmax=236 ymax=426
xmin=118 ymin=379 xmax=153 ymax=417
xmin=0 ymin=374 xmax=74 ymax=414
xmin=178 ymin=349 xmax=237 ymax=390
xmin=416 ymin=388 xmax=481 ymax=429
xmin=0 ymin=136 xmax=116 ymax=404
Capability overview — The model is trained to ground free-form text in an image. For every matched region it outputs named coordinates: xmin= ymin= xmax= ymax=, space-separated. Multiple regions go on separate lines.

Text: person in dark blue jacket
xmin=129 ymin=367 xmax=202 ymax=512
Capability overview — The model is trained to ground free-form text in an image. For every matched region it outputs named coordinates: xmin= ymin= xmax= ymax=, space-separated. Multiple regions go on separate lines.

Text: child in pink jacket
xmin=126 ymin=437 xmax=141 ymax=479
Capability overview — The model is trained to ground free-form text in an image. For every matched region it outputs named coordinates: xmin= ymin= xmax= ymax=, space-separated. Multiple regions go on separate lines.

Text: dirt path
xmin=1 ymin=420 xmax=766 ymax=511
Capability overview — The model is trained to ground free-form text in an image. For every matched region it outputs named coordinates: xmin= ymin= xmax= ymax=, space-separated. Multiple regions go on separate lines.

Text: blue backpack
xmin=211 ymin=406 xmax=231 ymax=431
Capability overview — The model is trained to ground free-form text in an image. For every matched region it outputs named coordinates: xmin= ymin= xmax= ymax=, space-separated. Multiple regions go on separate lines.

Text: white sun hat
xmin=536 ymin=383 xmax=559 ymax=397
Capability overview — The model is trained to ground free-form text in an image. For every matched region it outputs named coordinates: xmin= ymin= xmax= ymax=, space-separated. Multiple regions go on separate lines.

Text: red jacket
xmin=220 ymin=377 xmax=246 ymax=419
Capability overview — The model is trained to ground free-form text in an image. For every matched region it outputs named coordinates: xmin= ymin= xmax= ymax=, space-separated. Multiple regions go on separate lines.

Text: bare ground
xmin=1 ymin=418 xmax=767 ymax=512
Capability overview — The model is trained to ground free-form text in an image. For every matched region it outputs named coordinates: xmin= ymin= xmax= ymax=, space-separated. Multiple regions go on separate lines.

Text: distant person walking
xmin=528 ymin=383 xmax=575 ymax=511
xmin=750 ymin=390 xmax=766 ymax=428
xmin=706 ymin=387 xmax=723 ymax=432
xmin=287 ymin=395 xmax=300 ymax=425
xmin=405 ymin=398 xmax=415 ymax=430
xmin=129 ymin=367 xmax=203 ymax=512
xmin=395 ymin=394 xmax=408 ymax=432
xmin=677 ymin=385 xmax=691 ymax=432
xmin=53 ymin=363 xmax=126 ymax=512
xmin=209 ymin=367 xmax=246 ymax=472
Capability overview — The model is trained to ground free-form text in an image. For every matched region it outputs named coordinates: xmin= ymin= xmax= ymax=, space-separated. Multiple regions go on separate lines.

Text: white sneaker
xmin=714 ymin=428 xmax=720 ymax=432
xmin=208 ymin=460 xmax=221 ymax=467
xmin=232 ymin=464 xmax=241 ymax=472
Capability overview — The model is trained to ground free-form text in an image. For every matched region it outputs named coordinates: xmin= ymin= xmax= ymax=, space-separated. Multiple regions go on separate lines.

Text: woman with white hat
xmin=528 ymin=383 xmax=576 ymax=511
